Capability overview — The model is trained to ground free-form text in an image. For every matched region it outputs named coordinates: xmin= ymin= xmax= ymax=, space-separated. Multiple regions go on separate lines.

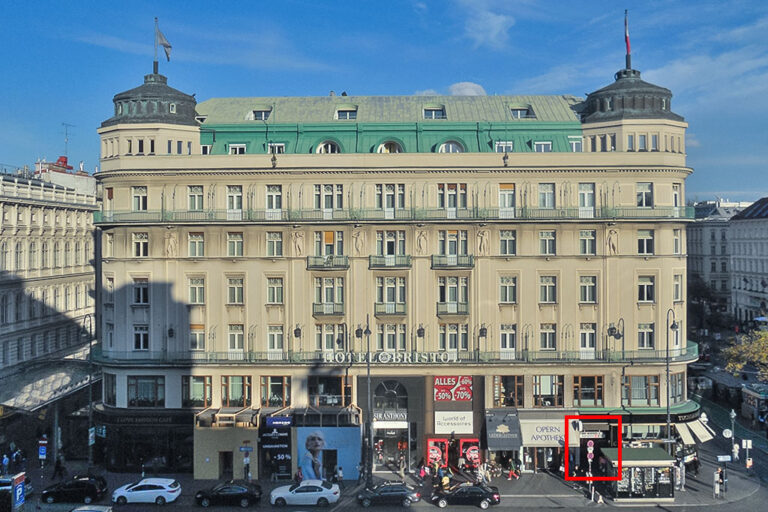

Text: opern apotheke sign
xmin=323 ymin=352 xmax=458 ymax=364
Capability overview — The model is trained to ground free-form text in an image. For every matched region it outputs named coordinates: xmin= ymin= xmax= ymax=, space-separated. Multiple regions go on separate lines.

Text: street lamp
xmin=729 ymin=408 xmax=737 ymax=458
xmin=666 ymin=309 xmax=679 ymax=454
xmin=356 ymin=316 xmax=373 ymax=488
xmin=607 ymin=318 xmax=624 ymax=359
xmin=80 ymin=313 xmax=94 ymax=470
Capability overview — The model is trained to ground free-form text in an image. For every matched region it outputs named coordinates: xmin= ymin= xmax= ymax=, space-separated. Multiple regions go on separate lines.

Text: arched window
xmin=0 ymin=241 xmax=7 ymax=270
xmin=374 ymin=380 xmax=408 ymax=410
xmin=41 ymin=242 xmax=49 ymax=268
xmin=14 ymin=243 xmax=24 ymax=270
xmin=316 ymin=141 xmax=340 ymax=154
xmin=64 ymin=242 xmax=71 ymax=267
xmin=29 ymin=242 xmax=37 ymax=269
xmin=438 ymin=141 xmax=464 ymax=153
xmin=377 ymin=141 xmax=403 ymax=154
xmin=53 ymin=242 xmax=60 ymax=267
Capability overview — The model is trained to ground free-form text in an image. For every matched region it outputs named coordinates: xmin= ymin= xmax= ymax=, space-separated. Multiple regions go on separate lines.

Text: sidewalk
xmin=693 ymin=393 xmax=768 ymax=455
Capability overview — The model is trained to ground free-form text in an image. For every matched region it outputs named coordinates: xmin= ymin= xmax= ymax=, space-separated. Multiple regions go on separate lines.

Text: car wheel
xmin=156 ymin=496 xmax=166 ymax=505
xmin=240 ymin=498 xmax=250 ymax=508
xmin=201 ymin=497 xmax=211 ymax=507
xmin=275 ymin=497 xmax=287 ymax=507
xmin=403 ymin=498 xmax=412 ymax=507
xmin=84 ymin=495 xmax=93 ymax=504
xmin=45 ymin=496 xmax=55 ymax=504
xmin=317 ymin=497 xmax=329 ymax=507
xmin=117 ymin=496 xmax=128 ymax=505
xmin=437 ymin=498 xmax=448 ymax=508
xmin=479 ymin=499 xmax=490 ymax=510
xmin=362 ymin=498 xmax=372 ymax=507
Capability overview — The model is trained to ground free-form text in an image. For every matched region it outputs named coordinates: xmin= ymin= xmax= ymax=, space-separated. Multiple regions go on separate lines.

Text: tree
xmin=724 ymin=330 xmax=768 ymax=381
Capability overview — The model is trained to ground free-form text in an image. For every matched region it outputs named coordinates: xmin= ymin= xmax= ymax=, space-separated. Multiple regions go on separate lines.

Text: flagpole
xmin=154 ymin=17 xmax=159 ymax=74
xmin=624 ymin=9 xmax=631 ymax=70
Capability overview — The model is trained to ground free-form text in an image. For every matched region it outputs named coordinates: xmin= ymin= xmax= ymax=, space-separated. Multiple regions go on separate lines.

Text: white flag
xmin=156 ymin=27 xmax=172 ymax=61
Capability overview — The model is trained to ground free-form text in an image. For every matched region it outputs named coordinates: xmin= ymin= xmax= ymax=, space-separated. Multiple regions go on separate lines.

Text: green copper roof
xmin=196 ymin=95 xmax=583 ymax=124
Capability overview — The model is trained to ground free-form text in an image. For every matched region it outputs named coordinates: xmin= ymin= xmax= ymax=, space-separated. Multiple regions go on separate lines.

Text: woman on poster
xmin=300 ymin=431 xmax=326 ymax=480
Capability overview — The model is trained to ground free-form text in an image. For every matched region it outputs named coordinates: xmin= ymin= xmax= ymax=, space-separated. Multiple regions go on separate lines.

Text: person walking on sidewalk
xmin=52 ymin=457 xmax=66 ymax=480
xmin=1 ymin=454 xmax=8 ymax=476
xmin=336 ymin=466 xmax=344 ymax=489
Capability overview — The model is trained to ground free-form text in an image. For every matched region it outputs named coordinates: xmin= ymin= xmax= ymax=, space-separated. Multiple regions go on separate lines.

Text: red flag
xmin=624 ymin=10 xmax=631 ymax=55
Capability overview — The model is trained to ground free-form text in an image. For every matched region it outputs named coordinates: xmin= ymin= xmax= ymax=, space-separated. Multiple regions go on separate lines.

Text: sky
xmin=1 ymin=0 xmax=767 ymax=202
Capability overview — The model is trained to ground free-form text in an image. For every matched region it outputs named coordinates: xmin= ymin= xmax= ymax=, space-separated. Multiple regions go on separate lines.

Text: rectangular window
xmin=538 ymin=183 xmax=555 ymax=208
xmin=376 ymin=324 xmax=407 ymax=351
xmin=314 ymin=231 xmax=344 ymax=256
xmin=499 ymin=276 xmax=517 ymax=303
xmin=189 ymin=325 xmax=205 ymax=350
xmin=637 ymin=182 xmax=653 ymax=207
xmin=267 ymin=232 xmax=283 ymax=256
xmin=569 ymin=138 xmax=583 ymax=152
xmin=132 ymin=233 xmax=148 ymax=257
xmin=533 ymin=375 xmax=563 ymax=407
xmin=627 ymin=134 xmax=635 ymax=151
xmin=133 ymin=324 xmax=149 ymax=351
xmin=104 ymin=373 xmax=116 ymax=406
xmin=374 ymin=184 xmax=406 ymax=211
xmin=376 ymin=230 xmax=406 ymax=256
xmin=500 ymin=324 xmax=516 ymax=354
xmin=376 ymin=276 xmax=407 ymax=304
xmin=499 ymin=184 xmax=515 ymax=218
xmin=424 ymin=107 xmax=446 ymax=119
xmin=579 ymin=276 xmax=597 ymax=303
xmin=579 ymin=230 xmax=596 ymax=255
xmin=267 ymin=277 xmax=284 ymax=304
xmin=261 ymin=376 xmax=291 ymax=407
xmin=336 ymin=109 xmax=357 ymax=120
xmin=534 ymin=141 xmax=552 ymax=152
xmin=438 ymin=230 xmax=468 ymax=256
xmin=670 ymin=373 xmax=685 ymax=404
xmin=638 ymin=276 xmax=655 ymax=302
xmin=494 ymin=375 xmax=524 ymax=407
xmin=227 ymin=232 xmax=243 ymax=257
xmin=673 ymin=229 xmax=681 ymax=254
xmin=437 ymin=276 xmax=468 ymax=305
xmin=132 ymin=278 xmax=149 ymax=304
xmin=539 ymin=276 xmax=557 ymax=303
xmin=221 ymin=376 xmax=251 ymax=407
xmin=227 ymin=278 xmax=244 ymax=304
xmin=182 ymin=375 xmax=211 ymax=407
xmin=495 ymin=141 xmax=514 ymax=153
xmin=266 ymin=185 xmax=283 ymax=211
xmin=673 ymin=274 xmax=683 ymax=301
xmin=132 ymin=186 xmax=147 ymax=211
xmin=638 ymin=323 xmax=655 ymax=349
xmin=188 ymin=233 xmax=204 ymax=257
xmin=188 ymin=277 xmax=205 ymax=304
xmin=268 ymin=326 xmax=284 ymax=351
xmin=539 ymin=323 xmax=556 ymax=350
xmin=539 ymin=230 xmax=556 ymax=255
xmin=228 ymin=324 xmax=244 ymax=350
xmin=127 ymin=376 xmax=164 ymax=407
xmin=573 ymin=376 xmax=604 ymax=407
xmin=177 ymin=140 xmax=183 ymax=154
xmin=500 ymin=230 xmax=516 ymax=255
xmin=438 ymin=324 xmax=469 ymax=351
xmin=622 ymin=375 xmax=660 ymax=406
xmin=252 ymin=109 xmax=271 ymax=120
xmin=268 ymin=143 xmax=285 ymax=154
xmin=437 ymin=183 xmax=468 ymax=210
xmin=229 ymin=144 xmax=246 ymax=155
xmin=651 ymin=134 xmax=659 ymax=151
xmin=638 ymin=230 xmax=655 ymax=255
xmin=201 ymin=145 xmax=211 ymax=155
xmin=638 ymin=134 xmax=647 ymax=151
xmin=188 ymin=186 xmax=203 ymax=211
xmin=314 ymin=184 xmax=344 ymax=210
xmin=315 ymin=277 xmax=344 ymax=305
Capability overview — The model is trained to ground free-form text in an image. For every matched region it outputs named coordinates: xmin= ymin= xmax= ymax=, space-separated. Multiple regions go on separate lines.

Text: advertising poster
xmin=297 ymin=427 xmax=362 ymax=481
xmin=460 ymin=439 xmax=482 ymax=467
xmin=434 ymin=376 xmax=473 ymax=401
xmin=427 ymin=438 xmax=448 ymax=467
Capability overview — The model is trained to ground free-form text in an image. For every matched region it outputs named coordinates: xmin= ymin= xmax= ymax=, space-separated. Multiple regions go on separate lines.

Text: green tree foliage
xmin=724 ymin=330 xmax=768 ymax=381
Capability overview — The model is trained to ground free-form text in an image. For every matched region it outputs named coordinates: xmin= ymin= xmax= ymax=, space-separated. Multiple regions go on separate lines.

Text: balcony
xmin=93 ymin=341 xmax=698 ymax=366
xmin=431 ymin=254 xmax=474 ymax=269
xmin=369 ymin=255 xmax=412 ymax=269
xmin=306 ymin=255 xmax=349 ymax=270
xmin=374 ymin=302 xmax=407 ymax=316
xmin=436 ymin=302 xmax=469 ymax=316
xmin=93 ymin=205 xmax=695 ymax=224
xmin=312 ymin=302 xmax=345 ymax=316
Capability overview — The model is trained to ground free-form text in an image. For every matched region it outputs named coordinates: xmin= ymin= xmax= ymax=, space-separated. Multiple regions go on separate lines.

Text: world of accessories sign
xmin=434 ymin=376 xmax=473 ymax=401
xmin=323 ymin=352 xmax=458 ymax=364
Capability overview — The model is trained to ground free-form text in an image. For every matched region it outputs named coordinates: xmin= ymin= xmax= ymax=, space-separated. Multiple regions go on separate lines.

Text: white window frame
xmin=188 ymin=277 xmax=205 ymax=304
xmin=539 ymin=276 xmax=557 ymax=303
xmin=638 ymin=230 xmax=655 ymax=255
xmin=638 ymin=323 xmax=655 ymax=349
xmin=499 ymin=276 xmax=517 ymax=304
xmin=500 ymin=230 xmax=516 ymax=255
xmin=132 ymin=186 xmax=147 ymax=211
xmin=495 ymin=141 xmax=514 ymax=153
xmin=188 ymin=186 xmax=204 ymax=211
xmin=227 ymin=277 xmax=244 ymax=305
xmin=534 ymin=141 xmax=552 ymax=153
xmin=580 ymin=276 xmax=597 ymax=303
xmin=539 ymin=230 xmax=556 ymax=255
xmin=229 ymin=144 xmax=247 ymax=155
xmin=188 ymin=233 xmax=204 ymax=257
xmin=538 ymin=183 xmax=555 ymax=209
xmin=438 ymin=141 xmax=464 ymax=153
xmin=424 ymin=107 xmax=446 ymax=120
xmin=133 ymin=324 xmax=149 ymax=351
xmin=335 ymin=109 xmax=357 ymax=120
xmin=540 ymin=323 xmax=556 ymax=350
xmin=227 ymin=232 xmax=244 ymax=257
xmin=377 ymin=324 xmax=407 ymax=351
xmin=638 ymin=276 xmax=655 ymax=302
xmin=268 ymin=143 xmax=285 ymax=154
xmin=267 ymin=232 xmax=283 ymax=257
xmin=580 ymin=230 xmax=596 ymax=255
xmin=190 ymin=328 xmax=205 ymax=351
xmin=228 ymin=324 xmax=245 ymax=351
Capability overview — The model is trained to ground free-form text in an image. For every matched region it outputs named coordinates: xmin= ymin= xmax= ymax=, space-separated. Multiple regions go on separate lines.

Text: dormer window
xmin=252 ymin=110 xmax=271 ymax=121
xmin=377 ymin=141 xmax=403 ymax=153
xmin=438 ymin=141 xmax=464 ymax=153
xmin=424 ymin=107 xmax=446 ymax=120
xmin=169 ymin=103 xmax=176 ymax=114
xmin=316 ymin=141 xmax=340 ymax=154
xmin=509 ymin=105 xmax=535 ymax=119
xmin=117 ymin=103 xmax=124 ymax=116
xmin=336 ymin=109 xmax=357 ymax=120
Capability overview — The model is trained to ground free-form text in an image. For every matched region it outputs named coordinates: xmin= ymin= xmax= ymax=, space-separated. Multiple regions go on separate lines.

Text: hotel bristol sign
xmin=322 ymin=351 xmax=458 ymax=364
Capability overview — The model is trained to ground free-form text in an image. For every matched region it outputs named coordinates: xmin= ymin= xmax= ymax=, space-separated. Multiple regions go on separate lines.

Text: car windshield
xmin=288 ymin=484 xmax=299 ymax=492
xmin=321 ymin=481 xmax=333 ymax=490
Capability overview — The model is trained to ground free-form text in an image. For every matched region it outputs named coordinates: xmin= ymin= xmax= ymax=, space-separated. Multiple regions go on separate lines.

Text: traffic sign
xmin=12 ymin=473 xmax=25 ymax=507
xmin=239 ymin=446 xmax=254 ymax=452
xmin=587 ymin=446 xmax=594 ymax=453
xmin=587 ymin=440 xmax=595 ymax=447
xmin=38 ymin=440 xmax=47 ymax=460
xmin=717 ymin=455 xmax=732 ymax=462
xmin=587 ymin=453 xmax=594 ymax=460
xmin=723 ymin=429 xmax=733 ymax=439
xmin=742 ymin=439 xmax=752 ymax=449
xmin=88 ymin=427 xmax=96 ymax=447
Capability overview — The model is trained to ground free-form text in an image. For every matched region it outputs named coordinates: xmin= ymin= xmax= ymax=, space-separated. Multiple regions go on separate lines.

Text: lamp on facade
xmin=607 ymin=318 xmax=625 ymax=358
xmin=293 ymin=324 xmax=302 ymax=339
xmin=416 ymin=324 xmax=425 ymax=338
xmin=666 ymin=308 xmax=679 ymax=454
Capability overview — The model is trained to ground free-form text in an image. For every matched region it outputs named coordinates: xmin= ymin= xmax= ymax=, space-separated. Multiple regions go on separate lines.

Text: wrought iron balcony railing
xmin=374 ymin=302 xmax=407 ymax=316
xmin=436 ymin=302 xmax=470 ymax=316
xmin=312 ymin=302 xmax=345 ymax=316
xmin=369 ymin=255 xmax=412 ymax=268
xmin=306 ymin=255 xmax=349 ymax=270
xmin=431 ymin=254 xmax=474 ymax=269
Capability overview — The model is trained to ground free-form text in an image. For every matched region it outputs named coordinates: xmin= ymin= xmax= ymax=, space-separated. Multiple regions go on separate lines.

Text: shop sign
xmin=373 ymin=409 xmax=408 ymax=421
xmin=435 ymin=411 xmax=474 ymax=434
xmin=266 ymin=416 xmax=293 ymax=427
xmin=433 ymin=376 xmax=473 ymax=401
xmin=323 ymin=351 xmax=457 ymax=364
xmin=580 ymin=431 xmax=605 ymax=439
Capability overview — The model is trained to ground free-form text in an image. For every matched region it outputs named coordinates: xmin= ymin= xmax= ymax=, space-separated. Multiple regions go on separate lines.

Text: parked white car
xmin=270 ymin=480 xmax=340 ymax=507
xmin=111 ymin=478 xmax=181 ymax=505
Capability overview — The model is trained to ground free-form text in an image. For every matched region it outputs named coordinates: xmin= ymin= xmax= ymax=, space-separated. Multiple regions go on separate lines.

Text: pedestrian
xmin=53 ymin=457 xmax=66 ymax=479
xmin=336 ymin=466 xmax=344 ymax=489
xmin=270 ymin=458 xmax=278 ymax=482
xmin=356 ymin=462 xmax=364 ymax=485
xmin=418 ymin=464 xmax=426 ymax=483
xmin=1 ymin=454 xmax=8 ymax=476
xmin=679 ymin=459 xmax=686 ymax=491
xmin=398 ymin=456 xmax=406 ymax=480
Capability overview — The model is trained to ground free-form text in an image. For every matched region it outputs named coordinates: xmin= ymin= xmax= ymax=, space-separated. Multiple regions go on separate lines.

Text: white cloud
xmin=456 ymin=0 xmax=515 ymax=49
xmin=448 ymin=82 xmax=487 ymax=95
xmin=414 ymin=89 xmax=440 ymax=96
xmin=686 ymin=133 xmax=701 ymax=148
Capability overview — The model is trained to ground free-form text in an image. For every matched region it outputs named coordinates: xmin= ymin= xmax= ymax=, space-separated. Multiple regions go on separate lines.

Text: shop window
xmin=533 ymin=375 xmax=563 ymax=407
xmin=670 ymin=373 xmax=685 ymax=404
xmin=494 ymin=375 xmax=524 ymax=407
xmin=182 ymin=375 xmax=212 ymax=407
xmin=221 ymin=376 xmax=252 ymax=407
xmin=572 ymin=376 xmax=603 ymax=407
xmin=127 ymin=375 xmax=165 ymax=407
xmin=261 ymin=376 xmax=291 ymax=407
xmin=308 ymin=375 xmax=350 ymax=407
xmin=374 ymin=380 xmax=408 ymax=409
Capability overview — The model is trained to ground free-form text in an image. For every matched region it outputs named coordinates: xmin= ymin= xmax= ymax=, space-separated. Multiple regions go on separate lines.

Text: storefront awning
xmin=0 ymin=360 xmax=99 ymax=413
xmin=485 ymin=409 xmax=522 ymax=451
xmin=675 ymin=422 xmax=696 ymax=445
xmin=518 ymin=410 xmax=579 ymax=447
xmin=603 ymin=447 xmax=675 ymax=467
xmin=687 ymin=419 xmax=714 ymax=443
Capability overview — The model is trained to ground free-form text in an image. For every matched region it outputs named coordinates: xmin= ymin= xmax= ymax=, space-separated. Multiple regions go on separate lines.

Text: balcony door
xmin=499 ymin=185 xmax=516 ymax=219
xmin=578 ymin=183 xmax=595 ymax=219
xmin=500 ymin=325 xmax=516 ymax=360
xmin=579 ymin=325 xmax=596 ymax=360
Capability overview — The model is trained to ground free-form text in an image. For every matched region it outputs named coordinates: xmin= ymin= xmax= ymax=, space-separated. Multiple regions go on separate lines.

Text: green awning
xmin=602 ymin=447 xmax=675 ymax=467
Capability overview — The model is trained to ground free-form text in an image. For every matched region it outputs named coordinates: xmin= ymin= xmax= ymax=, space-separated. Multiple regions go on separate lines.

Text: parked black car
xmin=431 ymin=484 xmax=500 ymax=509
xmin=195 ymin=481 xmax=262 ymax=508
xmin=357 ymin=481 xmax=422 ymax=507
xmin=41 ymin=476 xmax=108 ymax=504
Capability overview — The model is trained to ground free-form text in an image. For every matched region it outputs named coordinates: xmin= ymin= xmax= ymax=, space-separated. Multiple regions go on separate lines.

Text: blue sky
xmin=1 ymin=0 xmax=767 ymax=201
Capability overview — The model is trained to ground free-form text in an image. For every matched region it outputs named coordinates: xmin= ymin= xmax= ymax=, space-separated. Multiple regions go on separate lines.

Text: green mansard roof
xmin=196 ymin=94 xmax=583 ymax=124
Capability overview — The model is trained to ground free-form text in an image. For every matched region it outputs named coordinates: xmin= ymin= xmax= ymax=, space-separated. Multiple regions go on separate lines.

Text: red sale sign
xmin=434 ymin=376 xmax=473 ymax=401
